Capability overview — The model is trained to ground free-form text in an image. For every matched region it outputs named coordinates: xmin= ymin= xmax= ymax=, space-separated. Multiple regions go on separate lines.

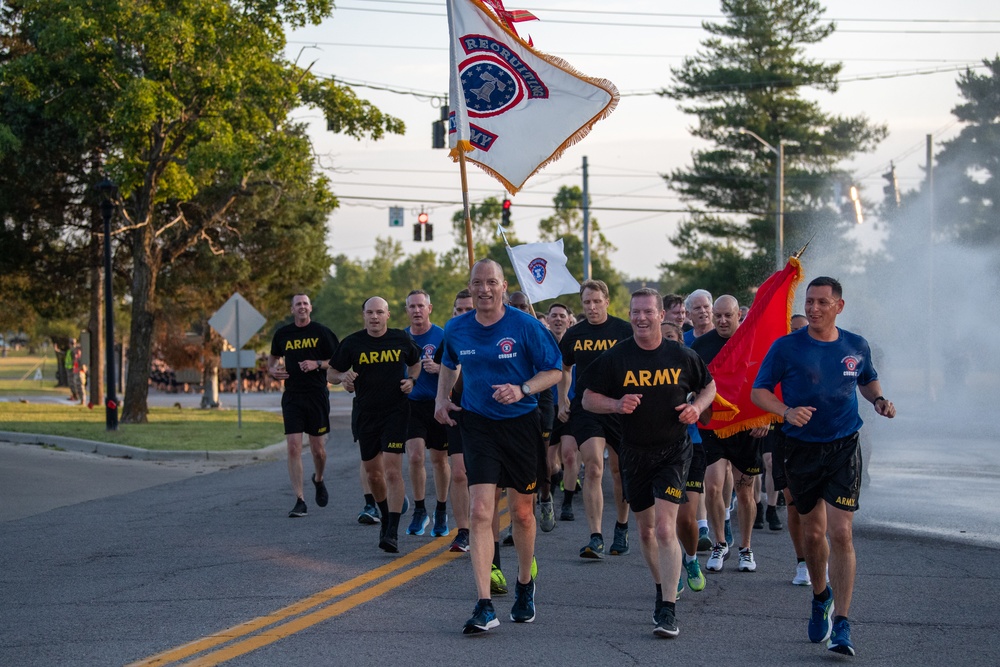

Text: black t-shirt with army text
xmin=578 ymin=338 xmax=712 ymax=450
xmin=559 ymin=316 xmax=634 ymax=408
xmin=689 ymin=329 xmax=730 ymax=365
xmin=331 ymin=328 xmax=422 ymax=410
xmin=269 ymin=320 xmax=339 ymax=393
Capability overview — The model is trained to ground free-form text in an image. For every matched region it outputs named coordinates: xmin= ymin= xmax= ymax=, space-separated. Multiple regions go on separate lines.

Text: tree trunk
xmin=88 ymin=219 xmax=104 ymax=408
xmin=121 ymin=224 xmax=157 ymax=424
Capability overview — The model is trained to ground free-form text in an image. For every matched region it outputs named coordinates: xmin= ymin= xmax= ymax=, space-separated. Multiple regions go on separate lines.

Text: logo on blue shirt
xmin=497 ymin=337 xmax=518 ymax=359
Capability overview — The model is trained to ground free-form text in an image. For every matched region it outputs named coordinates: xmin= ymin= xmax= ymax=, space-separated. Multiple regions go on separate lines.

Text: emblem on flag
xmin=528 ymin=257 xmax=548 ymax=284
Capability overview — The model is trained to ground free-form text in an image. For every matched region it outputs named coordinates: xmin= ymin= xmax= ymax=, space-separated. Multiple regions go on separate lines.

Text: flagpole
xmin=458 ymin=151 xmax=475 ymax=270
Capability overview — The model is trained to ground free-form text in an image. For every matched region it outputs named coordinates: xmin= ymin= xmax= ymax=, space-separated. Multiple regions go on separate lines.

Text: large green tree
xmin=659 ymin=0 xmax=886 ymax=301
xmin=932 ymin=56 xmax=1000 ymax=246
xmin=1 ymin=0 xmax=403 ymax=422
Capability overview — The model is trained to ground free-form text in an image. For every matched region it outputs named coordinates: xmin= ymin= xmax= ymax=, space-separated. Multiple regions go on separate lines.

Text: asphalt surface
xmin=2 ymin=389 xmax=999 ymax=665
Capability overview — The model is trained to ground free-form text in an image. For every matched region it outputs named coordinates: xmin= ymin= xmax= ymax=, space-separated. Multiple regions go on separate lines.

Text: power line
xmin=337 ymin=5 xmax=1000 ymax=34
xmin=334 ymin=194 xmax=725 ymax=214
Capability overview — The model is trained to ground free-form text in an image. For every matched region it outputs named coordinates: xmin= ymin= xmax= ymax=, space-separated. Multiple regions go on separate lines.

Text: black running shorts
xmin=620 ymin=437 xmax=693 ymax=513
xmin=569 ymin=408 xmax=622 ymax=453
xmin=356 ymin=402 xmax=408 ymax=462
xmin=461 ymin=410 xmax=540 ymax=494
xmin=702 ymin=429 xmax=763 ymax=476
xmin=684 ymin=443 xmax=707 ymax=496
xmin=281 ymin=390 xmax=330 ymax=437
xmin=406 ymin=399 xmax=448 ymax=451
xmin=784 ymin=431 xmax=862 ymax=515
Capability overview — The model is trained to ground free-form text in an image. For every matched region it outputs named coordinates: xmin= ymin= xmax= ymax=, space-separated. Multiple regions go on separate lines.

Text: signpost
xmin=389 ymin=206 xmax=404 ymax=228
xmin=209 ymin=293 xmax=266 ymax=427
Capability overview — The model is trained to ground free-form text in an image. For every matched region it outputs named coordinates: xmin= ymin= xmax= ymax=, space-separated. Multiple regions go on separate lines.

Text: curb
xmin=0 ymin=430 xmax=287 ymax=463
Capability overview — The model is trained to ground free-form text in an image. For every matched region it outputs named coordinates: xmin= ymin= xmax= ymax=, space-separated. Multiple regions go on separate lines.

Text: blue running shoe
xmin=463 ymin=600 xmax=499 ymax=634
xmin=401 ymin=495 xmax=410 ymax=516
xmin=357 ymin=503 xmax=381 ymax=525
xmin=828 ymin=618 xmax=855 ymax=656
xmin=431 ymin=509 xmax=450 ymax=537
xmin=685 ymin=557 xmax=706 ymax=592
xmin=449 ymin=529 xmax=470 ymax=553
xmin=407 ymin=507 xmax=430 ymax=536
xmin=580 ymin=534 xmax=604 ymax=559
xmin=808 ymin=587 xmax=835 ymax=643
xmin=510 ymin=578 xmax=535 ymax=623
xmin=697 ymin=526 xmax=712 ymax=552
xmin=675 ymin=574 xmax=684 ymax=601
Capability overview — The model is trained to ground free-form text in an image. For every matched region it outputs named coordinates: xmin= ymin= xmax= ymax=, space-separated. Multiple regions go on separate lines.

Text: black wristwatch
xmin=520 ymin=382 xmax=532 ymax=396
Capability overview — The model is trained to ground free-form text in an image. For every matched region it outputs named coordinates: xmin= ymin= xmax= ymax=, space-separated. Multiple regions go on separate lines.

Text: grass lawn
xmin=0 ymin=352 xmax=64 ymax=396
xmin=0 ymin=402 xmax=284 ymax=451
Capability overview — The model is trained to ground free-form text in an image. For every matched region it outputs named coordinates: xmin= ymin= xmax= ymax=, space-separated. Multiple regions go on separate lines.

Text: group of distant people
xmin=268 ymin=260 xmax=894 ymax=657
xmin=148 ymin=354 xmax=282 ymax=394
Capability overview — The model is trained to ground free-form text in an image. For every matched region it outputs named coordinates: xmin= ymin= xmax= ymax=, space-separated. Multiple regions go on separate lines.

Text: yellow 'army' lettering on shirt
xmin=358 ymin=349 xmax=402 ymax=365
xmin=284 ymin=337 xmax=320 ymax=351
xmin=573 ymin=339 xmax=617 ymax=352
xmin=622 ymin=368 xmax=682 ymax=387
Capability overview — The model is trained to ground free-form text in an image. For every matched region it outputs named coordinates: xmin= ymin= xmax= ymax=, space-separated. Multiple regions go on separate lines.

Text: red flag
xmin=704 ymin=257 xmax=805 ymax=437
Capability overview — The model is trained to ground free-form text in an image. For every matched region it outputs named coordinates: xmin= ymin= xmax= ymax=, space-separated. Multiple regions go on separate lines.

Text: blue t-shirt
xmin=683 ymin=328 xmax=697 ymax=346
xmin=406 ymin=324 xmax=444 ymax=402
xmin=754 ymin=327 xmax=877 ymax=442
xmin=442 ymin=306 xmax=562 ymax=420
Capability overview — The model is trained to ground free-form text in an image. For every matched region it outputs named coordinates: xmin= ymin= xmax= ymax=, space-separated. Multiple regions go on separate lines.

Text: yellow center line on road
xmin=131 ymin=500 xmax=511 ymax=666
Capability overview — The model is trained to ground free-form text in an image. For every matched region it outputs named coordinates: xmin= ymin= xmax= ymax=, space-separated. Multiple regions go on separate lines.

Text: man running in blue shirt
xmin=435 ymin=259 xmax=562 ymax=634
xmin=752 ymin=277 xmax=896 ymax=657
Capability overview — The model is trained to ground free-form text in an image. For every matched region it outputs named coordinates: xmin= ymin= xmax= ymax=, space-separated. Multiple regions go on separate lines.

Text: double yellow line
xmin=131 ymin=499 xmax=511 ymax=666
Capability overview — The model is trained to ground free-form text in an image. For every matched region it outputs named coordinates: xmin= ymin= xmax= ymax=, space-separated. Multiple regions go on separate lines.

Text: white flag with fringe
xmin=506 ymin=239 xmax=580 ymax=304
xmin=447 ymin=0 xmax=618 ymax=194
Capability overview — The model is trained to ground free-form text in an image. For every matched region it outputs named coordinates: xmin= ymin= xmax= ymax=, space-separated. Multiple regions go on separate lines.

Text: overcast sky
xmin=286 ymin=0 xmax=999 ymax=280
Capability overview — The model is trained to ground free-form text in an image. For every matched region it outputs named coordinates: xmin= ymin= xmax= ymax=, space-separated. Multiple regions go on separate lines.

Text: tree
xmin=2 ymin=0 xmax=403 ymax=422
xmin=932 ymin=56 xmax=1000 ymax=246
xmin=659 ymin=0 xmax=886 ymax=301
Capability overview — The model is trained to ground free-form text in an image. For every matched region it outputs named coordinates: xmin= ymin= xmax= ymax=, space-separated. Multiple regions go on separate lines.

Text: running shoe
xmin=407 ymin=507 xmax=430 ymax=536
xmin=560 ymin=503 xmax=574 ymax=521
xmin=609 ymin=524 xmax=630 ymax=556
xmin=357 ymin=503 xmax=381 ymax=525
xmin=312 ymin=474 xmax=328 ymax=508
xmin=828 ymin=617 xmax=856 ymax=656
xmin=288 ymin=498 xmax=307 ymax=518
xmin=705 ymin=542 xmax=728 ymax=572
xmin=431 ymin=509 xmax=450 ymax=537
xmin=539 ymin=500 xmax=556 ymax=532
xmin=685 ymin=557 xmax=706 ymax=592
xmin=738 ymin=547 xmax=757 ymax=572
xmin=766 ymin=505 xmax=784 ymax=531
xmin=378 ymin=530 xmax=399 ymax=554
xmin=490 ymin=564 xmax=508 ymax=595
xmin=531 ymin=556 xmax=538 ymax=580
xmin=463 ymin=599 xmax=499 ymax=634
xmin=653 ymin=602 xmax=679 ymax=638
xmin=697 ymin=526 xmax=713 ymax=552
xmin=401 ymin=495 xmax=410 ymax=516
xmin=675 ymin=574 xmax=683 ymax=601
xmin=510 ymin=578 xmax=536 ymax=623
xmin=501 ymin=526 xmax=514 ymax=546
xmin=808 ymin=587 xmax=835 ymax=643
xmin=724 ymin=518 xmax=733 ymax=547
xmin=580 ymin=534 xmax=604 ymax=559
xmin=753 ymin=501 xmax=764 ymax=530
xmin=792 ymin=561 xmax=811 ymax=586
xmin=449 ymin=529 xmax=470 ymax=553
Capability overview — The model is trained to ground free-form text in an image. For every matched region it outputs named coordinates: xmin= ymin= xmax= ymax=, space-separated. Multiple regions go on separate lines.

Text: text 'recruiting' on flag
xmin=447 ymin=0 xmax=619 ymax=194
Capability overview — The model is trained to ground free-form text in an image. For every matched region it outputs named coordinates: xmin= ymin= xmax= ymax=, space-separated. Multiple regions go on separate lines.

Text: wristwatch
xmin=520 ymin=382 xmax=532 ymax=396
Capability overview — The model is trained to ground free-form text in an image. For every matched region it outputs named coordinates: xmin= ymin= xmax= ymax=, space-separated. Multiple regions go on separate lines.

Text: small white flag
xmin=506 ymin=239 xmax=580 ymax=303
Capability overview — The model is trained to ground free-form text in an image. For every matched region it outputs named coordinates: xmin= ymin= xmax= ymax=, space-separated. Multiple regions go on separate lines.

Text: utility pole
xmin=582 ymin=156 xmax=591 ymax=280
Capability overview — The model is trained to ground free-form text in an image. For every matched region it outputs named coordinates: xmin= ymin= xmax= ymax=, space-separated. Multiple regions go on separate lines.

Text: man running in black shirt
xmin=268 ymin=294 xmax=339 ymax=518
xmin=579 ymin=288 xmax=715 ymax=638
xmin=330 ymin=296 xmax=422 ymax=553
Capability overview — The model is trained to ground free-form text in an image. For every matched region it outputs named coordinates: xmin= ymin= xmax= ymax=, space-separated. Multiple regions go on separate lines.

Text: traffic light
xmin=425 ymin=223 xmax=433 ymax=241
xmin=432 ymin=105 xmax=449 ymax=149
xmin=883 ymin=162 xmax=900 ymax=208
xmin=413 ymin=223 xmax=422 ymax=242
xmin=414 ymin=211 xmax=430 ymax=242
xmin=501 ymin=198 xmax=511 ymax=226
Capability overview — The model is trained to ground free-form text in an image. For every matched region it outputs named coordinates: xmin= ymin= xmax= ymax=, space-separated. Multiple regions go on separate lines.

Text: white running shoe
xmin=705 ymin=542 xmax=728 ymax=572
xmin=738 ymin=547 xmax=757 ymax=572
xmin=792 ymin=561 xmax=811 ymax=586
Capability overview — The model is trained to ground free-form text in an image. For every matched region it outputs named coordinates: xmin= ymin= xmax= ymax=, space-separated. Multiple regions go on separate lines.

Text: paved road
xmin=2 ymin=391 xmax=999 ymax=665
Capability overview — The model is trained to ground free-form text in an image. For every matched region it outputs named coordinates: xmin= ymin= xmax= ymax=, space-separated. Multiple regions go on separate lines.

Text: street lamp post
xmin=738 ymin=128 xmax=784 ymax=272
xmin=97 ymin=179 xmax=118 ymax=431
